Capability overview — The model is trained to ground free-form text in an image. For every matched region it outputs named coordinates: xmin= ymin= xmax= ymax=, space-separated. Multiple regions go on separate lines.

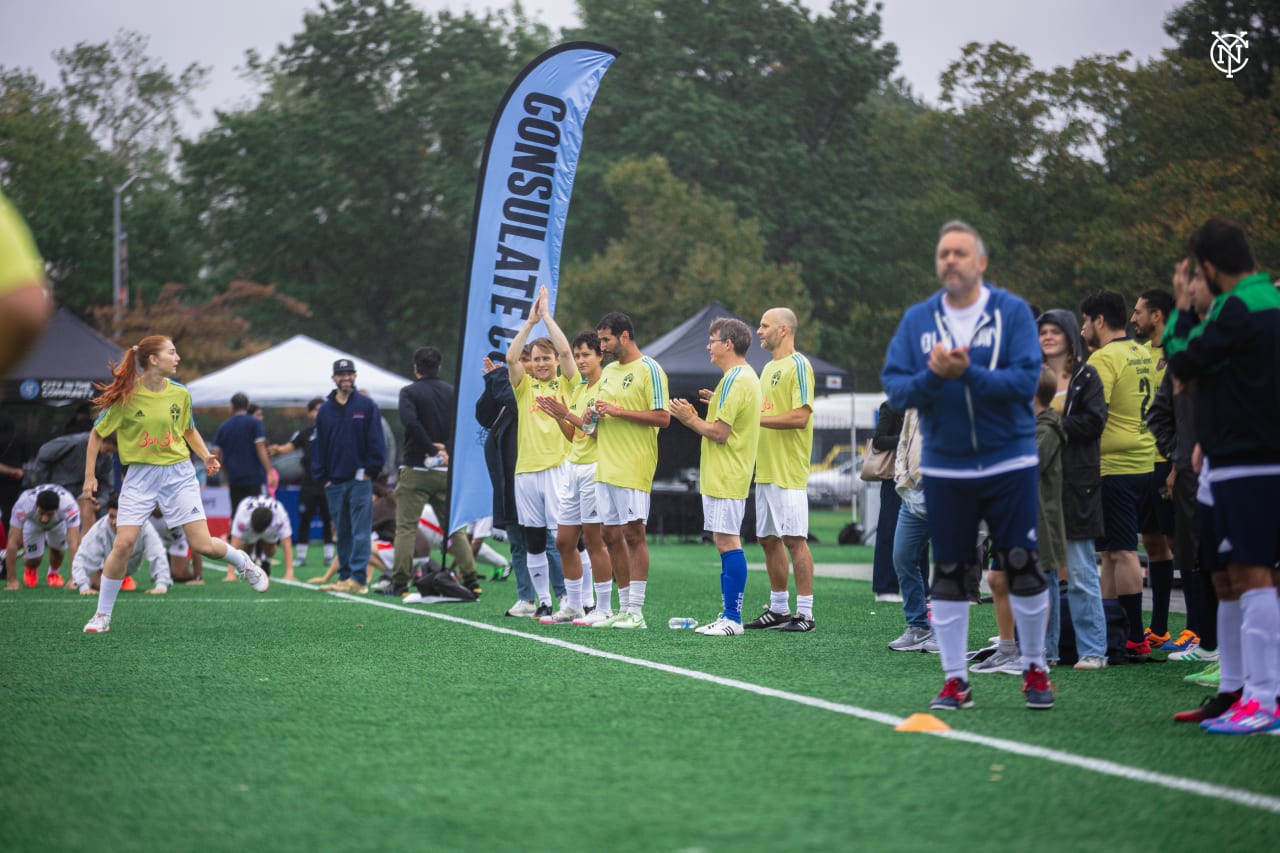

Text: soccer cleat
xmin=23 ymin=567 xmax=37 ymax=587
xmin=888 ymin=625 xmax=934 ymax=652
xmin=505 ymin=599 xmax=537 ymax=618
xmin=236 ymin=559 xmax=270 ymax=593
xmin=83 ymin=612 xmax=111 ymax=634
xmin=929 ymin=678 xmax=974 ymax=710
xmin=1159 ymin=629 xmax=1199 ymax=652
xmin=121 ymin=576 xmax=137 ymax=591
xmin=1186 ymin=662 xmax=1220 ymax=687
xmin=778 ymin=614 xmax=815 ymax=632
xmin=1022 ymin=664 xmax=1055 ymax=710
xmin=1072 ymin=655 xmax=1107 ymax=671
xmin=531 ymin=603 xmax=553 ymax=620
xmin=970 ymin=648 xmax=1021 ymax=675
xmin=609 ymin=611 xmax=647 ymax=630
xmin=1170 ymin=644 xmax=1218 ymax=662
xmin=1144 ymin=628 xmax=1170 ymax=648
xmin=539 ymin=603 xmax=583 ymax=625
xmin=592 ymin=610 xmax=633 ymax=628
xmin=1174 ymin=689 xmax=1242 ymax=723
xmin=573 ymin=609 xmax=611 ymax=626
xmin=743 ymin=608 xmax=791 ymax=630
xmin=46 ymin=572 xmax=65 ymax=588
xmin=1201 ymin=698 xmax=1280 ymax=735
xmin=695 ymin=616 xmax=744 ymax=636
xmin=490 ymin=563 xmax=512 ymax=582
xmin=1125 ymin=639 xmax=1151 ymax=660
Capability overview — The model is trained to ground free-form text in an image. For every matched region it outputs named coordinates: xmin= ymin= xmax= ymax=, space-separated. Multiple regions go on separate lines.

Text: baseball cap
xmin=333 ymin=358 xmax=356 ymax=374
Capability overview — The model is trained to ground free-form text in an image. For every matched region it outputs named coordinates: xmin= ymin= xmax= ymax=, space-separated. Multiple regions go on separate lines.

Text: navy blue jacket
xmin=311 ymin=390 xmax=386 ymax=483
xmin=881 ymin=285 xmax=1041 ymax=474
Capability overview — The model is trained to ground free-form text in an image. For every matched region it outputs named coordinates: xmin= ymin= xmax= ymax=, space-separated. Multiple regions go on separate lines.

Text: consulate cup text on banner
xmin=449 ymin=42 xmax=619 ymax=535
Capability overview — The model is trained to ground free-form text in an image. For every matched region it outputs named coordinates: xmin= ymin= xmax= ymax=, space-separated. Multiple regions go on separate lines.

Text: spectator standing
xmin=211 ymin=393 xmax=271 ymax=517
xmin=268 ymin=398 xmax=333 ymax=567
xmin=1034 ymin=366 xmax=1068 ymax=662
xmin=886 ymin=409 xmax=937 ymax=652
xmin=869 ymin=402 xmax=905 ymax=602
xmin=31 ymin=431 xmax=117 ymax=535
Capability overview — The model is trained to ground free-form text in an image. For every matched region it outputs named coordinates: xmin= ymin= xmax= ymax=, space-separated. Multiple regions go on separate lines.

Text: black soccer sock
xmin=1196 ymin=570 xmax=1219 ymax=650
xmin=1119 ymin=592 xmax=1145 ymax=643
xmin=1181 ymin=566 xmax=1207 ymax=639
xmin=1148 ymin=559 xmax=1174 ymax=635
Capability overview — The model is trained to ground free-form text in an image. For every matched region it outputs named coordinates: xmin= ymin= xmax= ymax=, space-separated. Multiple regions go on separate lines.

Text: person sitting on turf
xmin=149 ymin=507 xmax=203 ymax=584
xmin=72 ymin=497 xmax=172 ymax=595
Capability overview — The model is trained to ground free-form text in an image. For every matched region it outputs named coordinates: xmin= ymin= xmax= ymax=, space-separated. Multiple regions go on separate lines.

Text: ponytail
xmin=92 ymin=335 xmax=170 ymax=412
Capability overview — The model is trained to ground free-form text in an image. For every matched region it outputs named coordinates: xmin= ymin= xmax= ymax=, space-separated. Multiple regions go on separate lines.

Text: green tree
xmin=1166 ymin=0 xmax=1280 ymax=103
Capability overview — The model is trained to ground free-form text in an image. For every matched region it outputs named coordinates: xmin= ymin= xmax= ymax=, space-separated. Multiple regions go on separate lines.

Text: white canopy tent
xmin=186 ymin=334 xmax=411 ymax=409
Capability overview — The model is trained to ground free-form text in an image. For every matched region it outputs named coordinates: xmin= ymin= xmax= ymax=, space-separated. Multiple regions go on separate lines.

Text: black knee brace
xmin=996 ymin=547 xmax=1047 ymax=596
xmin=930 ymin=562 xmax=974 ymax=601
xmin=524 ymin=525 xmax=547 ymax=554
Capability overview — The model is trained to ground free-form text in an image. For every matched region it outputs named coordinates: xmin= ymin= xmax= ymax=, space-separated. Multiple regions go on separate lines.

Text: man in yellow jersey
xmin=591 ymin=312 xmax=670 ymax=629
xmin=0 ymin=190 xmax=51 ymax=376
xmin=1081 ymin=290 xmax=1156 ymax=657
xmin=535 ymin=330 xmax=614 ymax=625
xmin=744 ymin=307 xmax=818 ymax=633
xmin=670 ymin=318 xmax=762 ymax=636
xmin=506 ymin=287 xmax=576 ymax=620
xmin=1131 ymin=288 xmax=1183 ymax=649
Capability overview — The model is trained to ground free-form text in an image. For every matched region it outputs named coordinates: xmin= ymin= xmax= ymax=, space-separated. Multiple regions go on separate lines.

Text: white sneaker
xmin=573 ymin=609 xmax=611 ymax=626
xmin=540 ymin=603 xmax=585 ymax=625
xmin=505 ymin=599 xmax=537 ymax=618
xmin=611 ymin=611 xmax=647 ymax=630
xmin=696 ymin=616 xmax=744 ymax=636
xmin=237 ymin=559 xmax=270 ymax=593
xmin=970 ymin=648 xmax=1021 ymax=674
xmin=83 ymin=612 xmax=111 ymax=634
xmin=1169 ymin=643 xmax=1219 ymax=662
xmin=592 ymin=610 xmax=632 ymax=628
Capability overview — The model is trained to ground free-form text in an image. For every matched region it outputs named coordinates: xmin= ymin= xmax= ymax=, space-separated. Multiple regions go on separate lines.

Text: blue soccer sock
xmin=720 ymin=549 xmax=748 ymax=623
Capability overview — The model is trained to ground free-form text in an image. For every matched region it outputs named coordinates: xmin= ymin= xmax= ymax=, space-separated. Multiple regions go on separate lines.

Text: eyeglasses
xmin=708 ymin=338 xmax=729 ymax=346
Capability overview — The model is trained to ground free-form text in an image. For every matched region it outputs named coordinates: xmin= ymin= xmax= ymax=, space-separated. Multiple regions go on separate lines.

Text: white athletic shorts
xmin=237 ymin=527 xmax=281 ymax=547
xmin=515 ymin=467 xmax=564 ymax=529
xmin=755 ymin=483 xmax=809 ymax=539
xmin=150 ymin=518 xmax=191 ymax=557
xmin=702 ymin=495 xmax=746 ymax=536
xmin=557 ymin=461 xmax=601 ymax=526
xmin=117 ymin=460 xmax=206 ymax=529
xmin=595 ymin=483 xmax=650 ymax=526
xmin=470 ymin=516 xmax=493 ymax=540
xmin=21 ymin=520 xmax=68 ymax=561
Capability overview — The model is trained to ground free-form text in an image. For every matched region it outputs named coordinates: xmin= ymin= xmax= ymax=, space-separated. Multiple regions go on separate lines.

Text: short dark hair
xmin=35 ymin=489 xmax=60 ymax=511
xmin=1138 ymin=289 xmax=1175 ymax=323
xmin=709 ymin=317 xmax=752 ymax=356
xmin=1080 ymin=291 xmax=1127 ymax=331
xmin=105 ymin=496 xmax=119 ymax=511
xmin=250 ymin=506 xmax=273 ymax=534
xmin=596 ymin=312 xmax=634 ymax=339
xmin=307 ymin=397 xmax=324 ymax=413
xmin=1189 ymin=216 xmax=1256 ymax=276
xmin=231 ymin=392 xmax=249 ymax=411
xmin=413 ymin=346 xmax=442 ymax=378
xmin=1036 ymin=364 xmax=1058 ymax=407
xmin=571 ymin=330 xmax=602 ymax=355
xmin=246 ymin=404 xmax=261 ymax=417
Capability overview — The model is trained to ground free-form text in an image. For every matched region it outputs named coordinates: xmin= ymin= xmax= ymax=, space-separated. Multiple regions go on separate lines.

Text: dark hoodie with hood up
xmin=1037 ymin=309 xmax=1108 ymax=540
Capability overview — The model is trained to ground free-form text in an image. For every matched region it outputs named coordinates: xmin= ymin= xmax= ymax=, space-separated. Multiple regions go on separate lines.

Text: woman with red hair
xmin=80 ymin=336 xmax=268 ymax=633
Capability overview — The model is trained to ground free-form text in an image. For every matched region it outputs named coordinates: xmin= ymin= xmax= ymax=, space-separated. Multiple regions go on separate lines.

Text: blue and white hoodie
xmin=880 ymin=284 xmax=1040 ymax=478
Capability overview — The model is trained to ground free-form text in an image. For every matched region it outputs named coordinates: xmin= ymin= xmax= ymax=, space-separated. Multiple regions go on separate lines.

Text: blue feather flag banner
xmin=448 ymin=42 xmax=618 ymax=535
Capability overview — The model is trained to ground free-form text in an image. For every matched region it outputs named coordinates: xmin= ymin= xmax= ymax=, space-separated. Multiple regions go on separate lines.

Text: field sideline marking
xmin=311 ymin=580 xmax=1280 ymax=814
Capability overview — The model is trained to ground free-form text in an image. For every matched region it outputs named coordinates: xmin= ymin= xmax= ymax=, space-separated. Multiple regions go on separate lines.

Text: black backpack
xmin=412 ymin=560 xmax=478 ymax=602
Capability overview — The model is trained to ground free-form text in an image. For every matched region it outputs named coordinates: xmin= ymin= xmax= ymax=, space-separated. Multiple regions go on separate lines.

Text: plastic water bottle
xmin=581 ymin=409 xmax=598 ymax=436
xmin=424 ymin=453 xmax=445 ymax=469
xmin=668 ymin=617 xmax=698 ymax=630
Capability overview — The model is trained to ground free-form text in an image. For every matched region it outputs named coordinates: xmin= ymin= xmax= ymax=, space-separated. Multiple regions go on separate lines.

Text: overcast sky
xmin=3 ymin=0 xmax=1187 ymax=136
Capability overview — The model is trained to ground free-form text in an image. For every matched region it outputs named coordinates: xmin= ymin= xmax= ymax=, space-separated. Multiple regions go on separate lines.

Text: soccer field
xmin=2 ymin=543 xmax=1277 ymax=853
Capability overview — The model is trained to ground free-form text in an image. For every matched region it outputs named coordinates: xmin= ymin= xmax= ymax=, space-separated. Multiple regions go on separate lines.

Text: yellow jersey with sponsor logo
xmin=701 ymin=366 xmax=762 ymax=500
xmin=513 ymin=372 xmax=571 ymax=474
xmin=755 ymin=353 xmax=815 ymax=490
xmin=1088 ymin=338 xmax=1155 ymax=476
xmin=595 ymin=356 xmax=668 ymax=491
xmin=566 ymin=375 xmax=601 ymax=466
xmin=94 ymin=380 xmax=195 ymax=466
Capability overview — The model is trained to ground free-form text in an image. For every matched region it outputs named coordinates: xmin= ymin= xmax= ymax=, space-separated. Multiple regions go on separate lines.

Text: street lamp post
xmin=111 ymin=174 xmax=143 ymax=340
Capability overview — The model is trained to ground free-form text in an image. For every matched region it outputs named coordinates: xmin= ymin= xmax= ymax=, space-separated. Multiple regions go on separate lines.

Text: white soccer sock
xmin=296 ymin=544 xmax=308 ymax=563
xmin=931 ymin=599 xmax=971 ymax=681
xmin=770 ymin=589 xmax=791 ymax=615
xmin=223 ymin=543 xmax=252 ymax=573
xmin=565 ymin=577 xmax=583 ymax=613
xmin=476 ymin=542 xmax=508 ymax=568
xmin=1218 ymin=600 xmax=1245 ymax=693
xmin=1009 ymin=589 xmax=1049 ymax=671
xmin=628 ymin=580 xmax=646 ymax=614
xmin=618 ymin=585 xmax=630 ymax=612
xmin=796 ymin=594 xmax=813 ymax=619
xmin=1239 ymin=588 xmax=1279 ymax=708
xmin=98 ymin=576 xmax=124 ymax=617
xmin=527 ymin=551 xmax=552 ymax=606
xmin=579 ymin=549 xmax=594 ymax=606
xmin=594 ymin=581 xmax=613 ymax=615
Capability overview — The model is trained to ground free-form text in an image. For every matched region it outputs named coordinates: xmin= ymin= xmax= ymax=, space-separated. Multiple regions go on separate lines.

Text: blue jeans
xmin=324 ymin=479 xmax=373 ymax=585
xmin=891 ymin=503 xmax=931 ymax=629
xmin=1066 ymin=538 xmax=1107 ymax=659
xmin=506 ymin=526 xmax=566 ymax=601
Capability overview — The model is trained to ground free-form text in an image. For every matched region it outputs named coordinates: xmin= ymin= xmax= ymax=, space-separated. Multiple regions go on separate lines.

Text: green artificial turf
xmin=2 ymin=542 xmax=1277 ymax=852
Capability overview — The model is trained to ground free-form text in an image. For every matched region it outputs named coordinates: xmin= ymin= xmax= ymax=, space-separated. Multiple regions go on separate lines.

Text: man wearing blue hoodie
xmin=881 ymin=221 xmax=1054 ymax=711
xmin=312 ymin=358 xmax=387 ymax=594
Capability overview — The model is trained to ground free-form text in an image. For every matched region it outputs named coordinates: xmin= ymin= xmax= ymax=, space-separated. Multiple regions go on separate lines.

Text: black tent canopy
xmin=2 ymin=308 xmax=120 ymax=404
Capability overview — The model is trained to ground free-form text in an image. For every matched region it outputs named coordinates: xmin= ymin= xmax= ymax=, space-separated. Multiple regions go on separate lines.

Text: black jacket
xmin=1039 ymin=309 xmax=1107 ymax=540
xmin=399 ymin=376 xmax=455 ymax=468
xmin=872 ymin=403 xmax=905 ymax=452
xmin=475 ymin=366 xmax=518 ymax=529
xmin=1147 ymin=371 xmax=1197 ymax=472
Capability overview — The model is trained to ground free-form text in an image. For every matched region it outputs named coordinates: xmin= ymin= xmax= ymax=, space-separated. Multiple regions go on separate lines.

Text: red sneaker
xmin=121 ymin=576 xmax=137 ymax=591
xmin=23 ymin=567 xmax=37 ymax=587
xmin=46 ymin=572 xmax=65 ymax=588
xmin=1174 ymin=689 xmax=1242 ymax=723
xmin=1126 ymin=639 xmax=1151 ymax=658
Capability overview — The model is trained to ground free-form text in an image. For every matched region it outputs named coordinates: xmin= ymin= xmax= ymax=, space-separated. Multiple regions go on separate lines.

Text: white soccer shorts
xmin=557 ymin=461 xmax=601 ymax=526
xmin=515 ymin=466 xmax=564 ymax=529
xmin=595 ymin=482 xmax=651 ymax=527
xmin=117 ymin=460 xmax=206 ymax=529
xmin=702 ymin=495 xmax=746 ymax=536
xmin=755 ymin=483 xmax=809 ymax=539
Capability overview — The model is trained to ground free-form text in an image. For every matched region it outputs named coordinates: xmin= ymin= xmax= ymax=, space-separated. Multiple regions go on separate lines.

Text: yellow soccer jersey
xmin=755 ymin=353 xmax=815 ymax=490
xmin=1088 ymin=338 xmax=1156 ymax=476
xmin=594 ymin=356 xmax=669 ymax=491
xmin=94 ymin=379 xmax=195 ymax=466
xmin=701 ymin=366 xmax=762 ymax=500
xmin=0 ymin=190 xmax=44 ymax=296
xmin=566 ymin=375 xmax=601 ymax=466
xmin=513 ymin=372 xmax=571 ymax=474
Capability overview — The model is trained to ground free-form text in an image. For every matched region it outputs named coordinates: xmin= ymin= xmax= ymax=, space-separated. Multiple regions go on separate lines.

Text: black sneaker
xmin=743 ymin=608 xmax=791 ymax=630
xmin=532 ymin=603 xmax=553 ymax=620
xmin=462 ymin=575 xmax=483 ymax=596
xmin=778 ymin=614 xmax=815 ymax=633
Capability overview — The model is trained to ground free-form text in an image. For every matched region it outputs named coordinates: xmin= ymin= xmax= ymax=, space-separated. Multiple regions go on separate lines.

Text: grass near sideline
xmin=1 ymin=530 xmax=1276 ymax=852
